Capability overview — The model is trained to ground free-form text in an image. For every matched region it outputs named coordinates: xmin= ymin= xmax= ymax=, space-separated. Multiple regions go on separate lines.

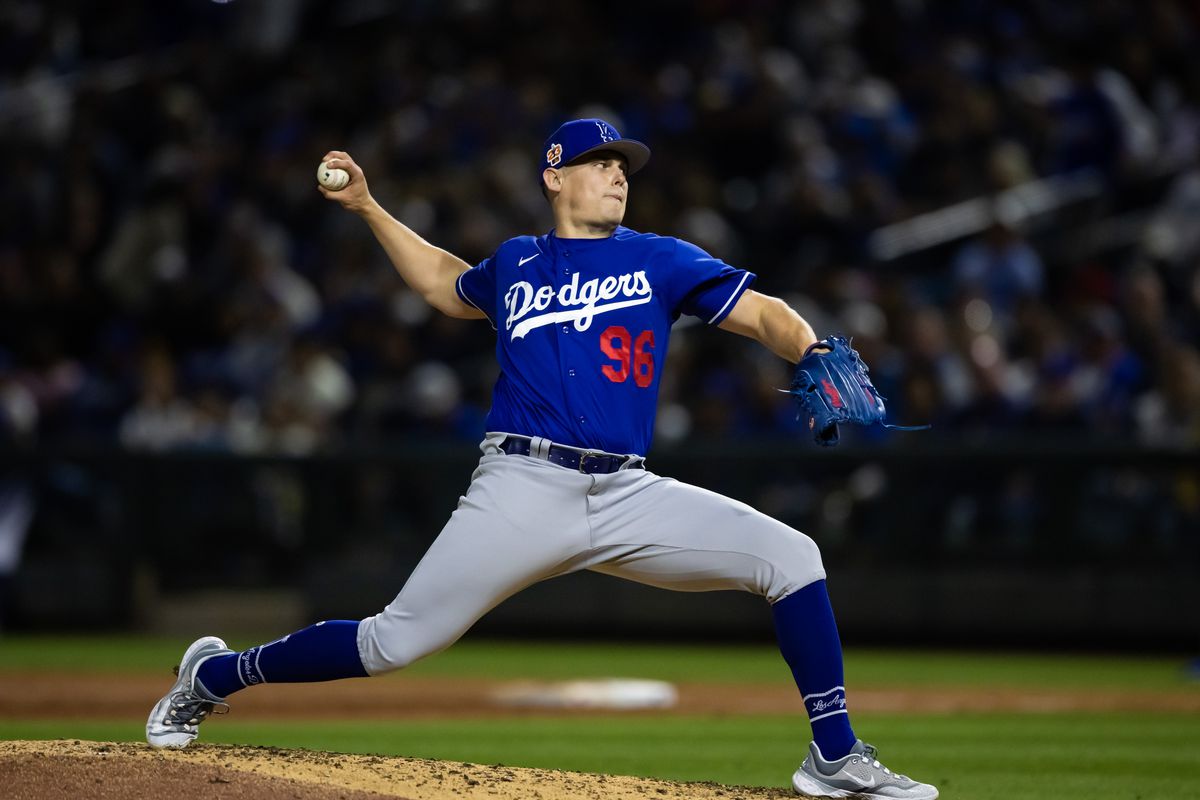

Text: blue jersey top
xmin=456 ymin=226 xmax=756 ymax=455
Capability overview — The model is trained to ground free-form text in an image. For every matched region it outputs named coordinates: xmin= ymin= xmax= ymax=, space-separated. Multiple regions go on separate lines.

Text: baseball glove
xmin=785 ymin=336 xmax=929 ymax=446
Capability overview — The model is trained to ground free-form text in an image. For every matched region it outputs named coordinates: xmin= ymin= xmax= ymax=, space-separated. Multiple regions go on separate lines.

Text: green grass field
xmin=2 ymin=636 xmax=1197 ymax=798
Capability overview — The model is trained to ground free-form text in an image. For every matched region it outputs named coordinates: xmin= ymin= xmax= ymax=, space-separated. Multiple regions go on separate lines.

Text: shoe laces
xmin=856 ymin=744 xmax=908 ymax=781
xmin=164 ymin=690 xmax=229 ymax=727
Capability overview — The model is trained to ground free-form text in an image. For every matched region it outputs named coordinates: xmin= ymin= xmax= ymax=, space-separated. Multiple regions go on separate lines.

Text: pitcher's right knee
xmin=356 ymin=606 xmax=460 ymax=675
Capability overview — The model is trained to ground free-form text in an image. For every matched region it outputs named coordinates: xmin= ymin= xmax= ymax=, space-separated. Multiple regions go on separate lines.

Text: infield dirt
xmin=4 ymin=672 xmax=1197 ymax=719
xmin=0 ymin=740 xmax=798 ymax=800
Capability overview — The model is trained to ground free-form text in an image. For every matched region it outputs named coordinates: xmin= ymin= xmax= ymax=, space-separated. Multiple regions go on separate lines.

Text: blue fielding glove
xmin=785 ymin=336 xmax=929 ymax=446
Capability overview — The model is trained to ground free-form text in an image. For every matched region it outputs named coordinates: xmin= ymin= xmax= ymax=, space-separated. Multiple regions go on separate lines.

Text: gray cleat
xmin=146 ymin=636 xmax=234 ymax=748
xmin=792 ymin=739 xmax=938 ymax=799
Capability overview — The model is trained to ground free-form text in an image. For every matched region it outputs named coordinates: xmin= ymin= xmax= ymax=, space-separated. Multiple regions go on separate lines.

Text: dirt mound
xmin=0 ymin=740 xmax=797 ymax=800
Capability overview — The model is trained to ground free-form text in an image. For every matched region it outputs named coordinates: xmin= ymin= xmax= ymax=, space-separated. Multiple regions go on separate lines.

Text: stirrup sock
xmin=195 ymin=620 xmax=368 ymax=699
xmin=772 ymin=580 xmax=857 ymax=761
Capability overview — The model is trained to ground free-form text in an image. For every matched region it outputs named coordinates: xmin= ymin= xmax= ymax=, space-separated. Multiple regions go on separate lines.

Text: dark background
xmin=1 ymin=0 xmax=1197 ymax=648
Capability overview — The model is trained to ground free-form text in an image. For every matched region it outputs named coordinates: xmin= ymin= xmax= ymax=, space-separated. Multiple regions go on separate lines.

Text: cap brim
xmin=566 ymin=139 xmax=651 ymax=175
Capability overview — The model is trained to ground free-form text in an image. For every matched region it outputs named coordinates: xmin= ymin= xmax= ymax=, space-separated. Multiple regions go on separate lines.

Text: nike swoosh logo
xmin=518 ymin=253 xmax=539 ymax=266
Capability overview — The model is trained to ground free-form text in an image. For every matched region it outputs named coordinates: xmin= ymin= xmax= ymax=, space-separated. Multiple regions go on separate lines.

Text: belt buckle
xmin=577 ymin=450 xmax=601 ymax=473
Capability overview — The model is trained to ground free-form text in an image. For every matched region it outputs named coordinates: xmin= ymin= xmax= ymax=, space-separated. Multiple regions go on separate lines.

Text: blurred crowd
xmin=2 ymin=0 xmax=1199 ymax=454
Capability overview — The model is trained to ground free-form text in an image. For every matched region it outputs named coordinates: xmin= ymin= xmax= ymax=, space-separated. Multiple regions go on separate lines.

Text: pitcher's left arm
xmin=718 ymin=289 xmax=819 ymax=364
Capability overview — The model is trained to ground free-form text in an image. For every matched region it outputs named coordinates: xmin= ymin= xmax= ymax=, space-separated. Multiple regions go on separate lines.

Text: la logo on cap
xmin=537 ymin=118 xmax=651 ymax=183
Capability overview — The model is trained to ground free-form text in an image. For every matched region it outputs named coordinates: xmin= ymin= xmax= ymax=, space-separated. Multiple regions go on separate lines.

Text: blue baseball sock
xmin=772 ymin=579 xmax=857 ymax=761
xmin=195 ymin=620 xmax=368 ymax=700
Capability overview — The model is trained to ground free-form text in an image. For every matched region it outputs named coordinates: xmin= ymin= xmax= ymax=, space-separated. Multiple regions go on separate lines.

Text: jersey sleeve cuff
xmin=456 ymin=272 xmax=496 ymax=330
xmin=706 ymin=271 xmax=756 ymax=325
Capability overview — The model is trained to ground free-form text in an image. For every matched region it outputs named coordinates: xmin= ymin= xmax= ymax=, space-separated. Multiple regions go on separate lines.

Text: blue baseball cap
xmin=540 ymin=118 xmax=651 ymax=178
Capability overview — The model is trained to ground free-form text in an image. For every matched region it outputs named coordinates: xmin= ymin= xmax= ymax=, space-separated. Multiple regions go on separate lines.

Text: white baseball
xmin=317 ymin=161 xmax=350 ymax=191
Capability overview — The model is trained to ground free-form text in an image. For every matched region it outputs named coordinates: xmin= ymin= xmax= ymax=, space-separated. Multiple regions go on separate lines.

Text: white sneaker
xmin=146 ymin=636 xmax=234 ymax=748
xmin=792 ymin=739 xmax=938 ymax=799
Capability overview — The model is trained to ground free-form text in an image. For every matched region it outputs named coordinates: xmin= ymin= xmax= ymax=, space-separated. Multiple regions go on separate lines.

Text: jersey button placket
xmin=553 ymin=248 xmax=579 ymax=422
xmin=558 ymin=252 xmax=569 ymax=335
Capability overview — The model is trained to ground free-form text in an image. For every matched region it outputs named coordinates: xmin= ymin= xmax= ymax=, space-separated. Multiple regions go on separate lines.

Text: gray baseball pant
xmin=357 ymin=434 xmax=825 ymax=675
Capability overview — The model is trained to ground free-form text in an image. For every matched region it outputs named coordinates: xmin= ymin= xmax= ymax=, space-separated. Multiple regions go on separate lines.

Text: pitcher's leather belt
xmin=500 ymin=436 xmax=644 ymax=474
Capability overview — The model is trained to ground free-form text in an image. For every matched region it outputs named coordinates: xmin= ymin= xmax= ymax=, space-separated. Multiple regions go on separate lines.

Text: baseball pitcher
xmin=147 ymin=118 xmax=937 ymax=799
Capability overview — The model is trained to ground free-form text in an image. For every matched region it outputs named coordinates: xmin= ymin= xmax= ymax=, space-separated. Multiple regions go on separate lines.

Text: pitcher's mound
xmin=0 ymin=740 xmax=798 ymax=800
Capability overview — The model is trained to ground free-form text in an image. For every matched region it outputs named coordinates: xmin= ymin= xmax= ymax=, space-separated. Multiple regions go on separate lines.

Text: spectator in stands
xmin=1135 ymin=344 xmax=1200 ymax=446
xmin=118 ymin=343 xmax=200 ymax=451
xmin=951 ymin=217 xmax=1045 ymax=323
